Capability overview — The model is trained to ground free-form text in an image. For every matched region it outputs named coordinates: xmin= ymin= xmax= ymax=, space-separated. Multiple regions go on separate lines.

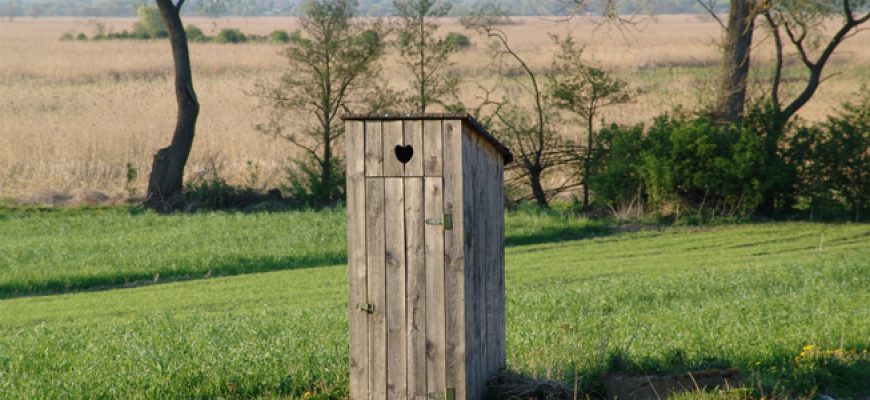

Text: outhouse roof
xmin=341 ymin=113 xmax=513 ymax=164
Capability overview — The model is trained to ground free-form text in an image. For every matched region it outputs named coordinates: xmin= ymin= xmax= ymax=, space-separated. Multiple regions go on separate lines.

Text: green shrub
xmin=185 ymin=25 xmax=209 ymax=42
xmin=284 ymin=153 xmax=345 ymax=207
xmin=184 ymin=178 xmax=237 ymax=210
xmin=106 ymin=30 xmax=134 ymax=40
xmin=641 ymin=113 xmax=767 ymax=215
xmin=60 ymin=31 xmax=74 ymax=41
xmin=588 ymin=123 xmax=646 ymax=209
xmin=445 ymin=32 xmax=471 ymax=49
xmin=269 ymin=29 xmax=290 ymax=44
xmin=76 ymin=33 xmax=88 ymax=41
xmin=790 ymin=91 xmax=870 ymax=221
xmin=588 ymin=110 xmax=775 ymax=217
xmin=246 ymin=34 xmax=268 ymax=42
xmin=133 ymin=5 xmax=167 ymax=39
xmin=214 ymin=28 xmax=247 ymax=44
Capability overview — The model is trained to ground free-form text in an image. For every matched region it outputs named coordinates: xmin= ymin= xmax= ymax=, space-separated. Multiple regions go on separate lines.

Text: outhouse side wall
xmin=461 ymin=122 xmax=507 ymax=400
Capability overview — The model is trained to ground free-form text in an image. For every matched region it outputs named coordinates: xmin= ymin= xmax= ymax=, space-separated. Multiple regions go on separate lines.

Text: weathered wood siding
xmin=347 ymin=116 xmax=506 ymax=400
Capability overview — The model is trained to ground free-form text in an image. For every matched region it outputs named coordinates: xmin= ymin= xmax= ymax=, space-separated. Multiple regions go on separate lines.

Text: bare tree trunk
xmin=322 ymin=127 xmax=332 ymax=203
xmin=583 ymin=113 xmax=593 ymax=210
xmin=146 ymin=0 xmax=199 ymax=205
xmin=717 ymin=0 xmax=754 ymax=123
xmin=529 ymin=166 xmax=547 ymax=208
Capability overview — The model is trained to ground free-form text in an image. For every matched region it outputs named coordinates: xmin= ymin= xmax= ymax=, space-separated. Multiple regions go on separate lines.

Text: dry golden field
xmin=1 ymin=15 xmax=868 ymax=203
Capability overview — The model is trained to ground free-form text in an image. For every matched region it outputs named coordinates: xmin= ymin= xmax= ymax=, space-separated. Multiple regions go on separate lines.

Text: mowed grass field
xmin=2 ymin=16 xmax=869 ymax=201
xmin=0 ymin=208 xmax=867 ymax=399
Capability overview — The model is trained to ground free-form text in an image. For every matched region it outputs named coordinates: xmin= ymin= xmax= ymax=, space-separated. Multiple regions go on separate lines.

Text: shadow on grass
xmin=493 ymin=345 xmax=870 ymax=400
xmin=505 ymin=223 xmax=620 ymax=247
xmin=0 ymin=251 xmax=348 ymax=301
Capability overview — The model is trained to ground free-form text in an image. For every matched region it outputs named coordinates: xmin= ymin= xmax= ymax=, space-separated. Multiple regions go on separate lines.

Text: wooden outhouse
xmin=343 ymin=113 xmax=512 ymax=400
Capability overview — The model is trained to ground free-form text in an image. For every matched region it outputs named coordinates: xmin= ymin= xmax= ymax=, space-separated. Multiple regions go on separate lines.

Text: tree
xmin=548 ymin=35 xmax=630 ymax=209
xmin=394 ymin=0 xmax=459 ymax=112
xmin=761 ymin=0 xmax=870 ymax=126
xmin=134 ymin=5 xmax=168 ymax=39
xmin=463 ymin=7 xmax=579 ymax=207
xmin=255 ymin=0 xmax=385 ymax=206
xmin=697 ymin=0 xmax=758 ymax=124
xmin=146 ymin=0 xmax=200 ymax=205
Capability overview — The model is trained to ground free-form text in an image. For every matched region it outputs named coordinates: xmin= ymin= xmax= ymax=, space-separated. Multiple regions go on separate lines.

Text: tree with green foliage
xmin=394 ymin=0 xmax=460 ymax=112
xmin=134 ymin=5 xmax=168 ymax=39
xmin=548 ymin=35 xmax=630 ymax=210
xmin=255 ymin=0 xmax=385 ymax=206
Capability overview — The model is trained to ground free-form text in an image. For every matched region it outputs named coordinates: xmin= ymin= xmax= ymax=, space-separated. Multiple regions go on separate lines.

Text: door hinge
xmin=425 ymin=213 xmax=453 ymax=230
xmin=355 ymin=303 xmax=374 ymax=314
xmin=428 ymin=388 xmax=455 ymax=400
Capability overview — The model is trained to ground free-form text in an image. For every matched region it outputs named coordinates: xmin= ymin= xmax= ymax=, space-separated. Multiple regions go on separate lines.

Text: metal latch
xmin=424 ymin=214 xmax=453 ymax=230
xmin=427 ymin=388 xmax=455 ymax=400
xmin=356 ymin=303 xmax=374 ymax=314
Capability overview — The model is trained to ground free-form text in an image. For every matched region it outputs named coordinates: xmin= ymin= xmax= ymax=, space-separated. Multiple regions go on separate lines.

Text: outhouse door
xmin=362 ymin=176 xmax=449 ymax=400
xmin=348 ymin=120 xmax=454 ymax=400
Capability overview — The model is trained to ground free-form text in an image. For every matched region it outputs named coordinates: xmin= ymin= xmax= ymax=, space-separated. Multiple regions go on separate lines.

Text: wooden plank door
xmin=363 ymin=176 xmax=447 ymax=400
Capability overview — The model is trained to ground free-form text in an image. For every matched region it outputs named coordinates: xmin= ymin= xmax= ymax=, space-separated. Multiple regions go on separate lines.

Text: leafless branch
xmin=696 ymin=0 xmax=726 ymax=30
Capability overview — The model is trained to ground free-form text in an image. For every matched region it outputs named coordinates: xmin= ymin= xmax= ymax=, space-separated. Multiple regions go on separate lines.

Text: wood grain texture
xmin=483 ymin=143 xmax=498 ymax=380
xmin=346 ymin=120 xmax=368 ymax=400
xmin=366 ymin=122 xmax=384 ymax=177
xmin=366 ymin=178 xmax=387 ymax=400
xmin=496 ymin=156 xmax=506 ymax=371
xmin=461 ymin=128 xmax=481 ymax=400
xmin=442 ymin=119 xmax=466 ymax=400
xmin=385 ymin=178 xmax=407 ymax=400
xmin=424 ymin=177 xmax=446 ymax=398
xmin=383 ymin=121 xmax=404 ymax=177
xmin=403 ymin=120 xmax=424 ymax=176
xmin=423 ymin=120 xmax=443 ymax=177
xmin=405 ymin=178 xmax=426 ymax=399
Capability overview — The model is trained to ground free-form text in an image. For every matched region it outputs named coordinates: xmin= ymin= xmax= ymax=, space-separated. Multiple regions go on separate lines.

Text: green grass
xmin=0 ymin=206 xmax=610 ymax=298
xmin=0 ymin=209 xmax=868 ymax=399
xmin=0 ymin=207 xmax=347 ymax=297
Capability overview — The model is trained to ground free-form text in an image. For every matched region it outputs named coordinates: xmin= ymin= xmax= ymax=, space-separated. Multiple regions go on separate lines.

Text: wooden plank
xmin=366 ymin=121 xmax=384 ymax=177
xmin=423 ymin=120 xmax=443 ymax=177
xmin=484 ymin=144 xmax=499 ymax=380
xmin=366 ymin=178 xmax=387 ymax=400
xmin=424 ymin=177 xmax=446 ymax=397
xmin=405 ymin=178 xmax=426 ymax=399
xmin=384 ymin=178 xmax=407 ymax=400
xmin=383 ymin=120 xmax=405 ymax=177
xmin=442 ymin=119 xmax=466 ymax=400
xmin=474 ymin=135 xmax=489 ymax=387
xmin=346 ymin=120 xmax=368 ymax=400
xmin=496 ymin=156 xmax=506 ymax=371
xmin=403 ymin=120 xmax=424 ymax=176
xmin=462 ymin=128 xmax=483 ymax=400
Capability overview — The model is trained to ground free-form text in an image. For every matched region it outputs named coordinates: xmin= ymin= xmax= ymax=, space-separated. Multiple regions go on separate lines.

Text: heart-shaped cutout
xmin=394 ymin=145 xmax=414 ymax=164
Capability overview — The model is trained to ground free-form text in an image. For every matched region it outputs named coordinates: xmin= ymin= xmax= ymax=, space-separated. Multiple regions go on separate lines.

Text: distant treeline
xmin=2 ymin=0 xmax=722 ymax=18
